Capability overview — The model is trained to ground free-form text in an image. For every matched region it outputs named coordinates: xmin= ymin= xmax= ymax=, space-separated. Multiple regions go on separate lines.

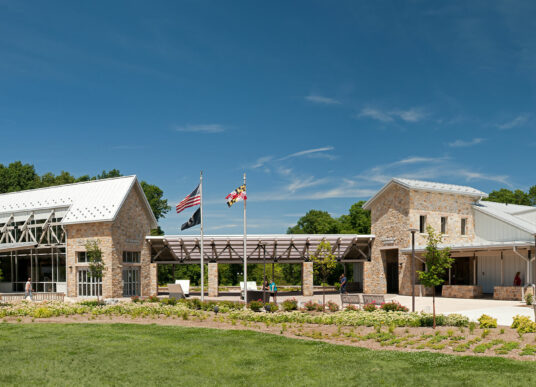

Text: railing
xmin=0 ymin=292 xmax=65 ymax=302
xmin=11 ymin=282 xmax=60 ymax=293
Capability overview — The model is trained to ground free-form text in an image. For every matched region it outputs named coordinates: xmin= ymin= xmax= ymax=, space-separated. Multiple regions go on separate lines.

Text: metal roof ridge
xmin=473 ymin=204 xmax=536 ymax=235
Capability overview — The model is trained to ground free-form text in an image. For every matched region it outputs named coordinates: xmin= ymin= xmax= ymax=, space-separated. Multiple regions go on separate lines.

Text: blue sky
xmin=1 ymin=1 xmax=535 ymax=234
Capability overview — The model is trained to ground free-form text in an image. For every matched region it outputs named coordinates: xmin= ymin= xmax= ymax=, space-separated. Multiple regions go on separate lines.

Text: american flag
xmin=226 ymin=184 xmax=247 ymax=207
xmin=176 ymin=184 xmax=201 ymax=214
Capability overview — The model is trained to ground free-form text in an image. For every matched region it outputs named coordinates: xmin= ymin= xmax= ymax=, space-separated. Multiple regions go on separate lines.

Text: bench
xmin=340 ymin=294 xmax=361 ymax=308
xmin=362 ymin=294 xmax=385 ymax=305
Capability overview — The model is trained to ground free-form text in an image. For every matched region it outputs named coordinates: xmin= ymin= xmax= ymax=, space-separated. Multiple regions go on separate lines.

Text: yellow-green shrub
xmin=478 ymin=314 xmax=497 ymax=329
xmin=511 ymin=315 xmax=536 ymax=334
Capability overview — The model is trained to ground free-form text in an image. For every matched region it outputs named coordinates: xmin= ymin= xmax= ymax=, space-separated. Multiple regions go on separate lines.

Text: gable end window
xmin=441 ymin=217 xmax=448 ymax=234
xmin=77 ymin=251 xmax=88 ymax=263
xmin=461 ymin=218 xmax=467 ymax=235
xmin=419 ymin=215 xmax=427 ymax=233
xmin=123 ymin=251 xmax=141 ymax=264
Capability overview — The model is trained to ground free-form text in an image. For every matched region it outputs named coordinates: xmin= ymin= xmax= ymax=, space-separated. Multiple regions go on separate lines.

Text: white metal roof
xmin=473 ymin=201 xmax=536 ymax=235
xmin=0 ymin=176 xmax=157 ymax=228
xmin=400 ymin=240 xmax=534 ymax=254
xmin=363 ymin=178 xmax=487 ymax=210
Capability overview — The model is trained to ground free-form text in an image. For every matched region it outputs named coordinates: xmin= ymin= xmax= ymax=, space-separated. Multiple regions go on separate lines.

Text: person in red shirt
xmin=514 ymin=272 xmax=522 ymax=286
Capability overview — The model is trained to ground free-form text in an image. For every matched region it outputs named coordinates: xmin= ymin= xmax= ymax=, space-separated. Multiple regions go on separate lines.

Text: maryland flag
xmin=226 ymin=184 xmax=247 ymax=207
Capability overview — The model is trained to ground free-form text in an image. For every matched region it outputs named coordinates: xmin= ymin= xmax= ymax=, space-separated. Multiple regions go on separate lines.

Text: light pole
xmin=410 ymin=228 xmax=419 ymax=312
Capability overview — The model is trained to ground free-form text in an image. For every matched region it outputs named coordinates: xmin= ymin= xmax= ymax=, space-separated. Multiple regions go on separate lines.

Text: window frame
xmin=419 ymin=215 xmax=427 ymax=233
xmin=122 ymin=251 xmax=141 ymax=264
xmin=461 ymin=218 xmax=467 ymax=236
xmin=77 ymin=268 xmax=102 ymax=297
xmin=440 ymin=216 xmax=448 ymax=234
xmin=77 ymin=251 xmax=88 ymax=263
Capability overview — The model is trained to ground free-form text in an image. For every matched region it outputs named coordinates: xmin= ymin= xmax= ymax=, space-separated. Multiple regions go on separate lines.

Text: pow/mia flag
xmin=181 ymin=208 xmax=201 ymax=231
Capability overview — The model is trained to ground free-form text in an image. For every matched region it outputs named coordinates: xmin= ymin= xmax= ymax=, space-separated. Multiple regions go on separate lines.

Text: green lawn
xmin=1 ymin=324 xmax=536 ymax=386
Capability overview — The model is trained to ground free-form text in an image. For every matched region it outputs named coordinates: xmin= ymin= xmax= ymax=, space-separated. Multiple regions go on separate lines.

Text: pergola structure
xmin=147 ymin=234 xmax=374 ymax=264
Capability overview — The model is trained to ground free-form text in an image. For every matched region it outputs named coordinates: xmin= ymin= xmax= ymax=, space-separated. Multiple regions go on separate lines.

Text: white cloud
xmin=279 ymin=146 xmax=334 ymax=160
xmin=252 ymin=156 xmax=273 ymax=169
xmin=175 ymin=124 xmax=225 ymax=133
xmin=208 ymin=224 xmax=239 ymax=231
xmin=287 ymin=176 xmax=329 ymax=193
xmin=358 ymin=107 xmax=427 ymax=123
xmin=448 ymin=138 xmax=485 ymax=147
xmin=305 ymin=94 xmax=341 ymax=105
xmin=497 ymin=114 xmax=530 ymax=130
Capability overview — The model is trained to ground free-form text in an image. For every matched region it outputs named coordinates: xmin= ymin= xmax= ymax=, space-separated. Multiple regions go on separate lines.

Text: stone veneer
xmin=302 ymin=262 xmax=313 ymax=296
xmin=368 ymin=184 xmax=480 ymax=295
xmin=66 ymin=184 xmax=156 ymax=298
xmin=493 ymin=286 xmax=532 ymax=301
xmin=208 ymin=263 xmax=218 ymax=297
xmin=442 ymin=285 xmax=482 ymax=299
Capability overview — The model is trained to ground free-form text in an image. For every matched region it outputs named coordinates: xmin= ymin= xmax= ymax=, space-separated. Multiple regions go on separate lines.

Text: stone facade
xmin=208 ymin=263 xmax=218 ymax=297
xmin=65 ymin=184 xmax=156 ymax=298
xmin=302 ymin=262 xmax=313 ymax=296
xmin=493 ymin=286 xmax=532 ymax=301
xmin=442 ymin=285 xmax=482 ymax=298
xmin=367 ymin=182 xmax=480 ymax=295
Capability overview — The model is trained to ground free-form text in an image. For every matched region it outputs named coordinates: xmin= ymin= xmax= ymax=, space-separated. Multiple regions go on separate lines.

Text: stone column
xmin=208 ymin=262 xmax=219 ymax=297
xmin=302 ymin=261 xmax=313 ymax=296
xmin=149 ymin=263 xmax=158 ymax=297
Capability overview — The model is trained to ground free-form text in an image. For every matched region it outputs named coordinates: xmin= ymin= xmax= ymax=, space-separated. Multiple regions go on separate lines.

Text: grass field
xmin=1 ymin=324 xmax=536 ymax=386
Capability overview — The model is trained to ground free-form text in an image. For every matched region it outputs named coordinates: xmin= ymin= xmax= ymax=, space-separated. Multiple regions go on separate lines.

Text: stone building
xmin=0 ymin=176 xmax=158 ymax=298
xmin=363 ymin=178 xmax=536 ymax=300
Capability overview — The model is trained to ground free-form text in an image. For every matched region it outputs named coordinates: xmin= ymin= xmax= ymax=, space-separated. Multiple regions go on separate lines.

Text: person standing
xmin=25 ymin=277 xmax=33 ymax=301
xmin=340 ymin=273 xmax=348 ymax=294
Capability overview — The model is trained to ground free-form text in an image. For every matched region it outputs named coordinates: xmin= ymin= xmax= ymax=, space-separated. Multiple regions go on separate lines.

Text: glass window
xmin=122 ymin=251 xmax=140 ymax=263
xmin=461 ymin=218 xmax=467 ymax=235
xmin=441 ymin=217 xmax=448 ymax=234
xmin=419 ymin=215 xmax=426 ymax=233
xmin=77 ymin=251 xmax=88 ymax=263
xmin=77 ymin=268 xmax=102 ymax=297
xmin=123 ymin=268 xmax=140 ymax=297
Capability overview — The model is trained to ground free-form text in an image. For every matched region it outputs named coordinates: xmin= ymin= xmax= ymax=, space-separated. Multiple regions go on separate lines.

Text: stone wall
xmin=367 ymin=183 xmax=410 ymax=294
xmin=409 ymin=191 xmax=477 ymax=247
xmin=208 ymin=263 xmax=218 ymax=297
xmin=66 ymin=184 xmax=156 ymax=298
xmin=493 ymin=286 xmax=532 ymax=301
xmin=302 ymin=262 xmax=313 ymax=296
xmin=442 ymin=285 xmax=482 ymax=298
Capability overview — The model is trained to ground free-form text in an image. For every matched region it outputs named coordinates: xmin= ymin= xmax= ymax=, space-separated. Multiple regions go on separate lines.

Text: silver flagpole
xmin=243 ymin=172 xmax=247 ymax=306
xmin=200 ymin=170 xmax=204 ymax=302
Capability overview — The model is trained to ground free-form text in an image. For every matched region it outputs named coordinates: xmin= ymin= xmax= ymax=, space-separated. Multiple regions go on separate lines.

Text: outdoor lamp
xmin=409 ymin=228 xmax=419 ymax=313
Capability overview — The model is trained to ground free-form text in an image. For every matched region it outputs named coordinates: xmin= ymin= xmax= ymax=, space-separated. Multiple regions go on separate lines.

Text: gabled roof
xmin=0 ymin=176 xmax=157 ymax=228
xmin=474 ymin=201 xmax=536 ymax=235
xmin=363 ymin=178 xmax=487 ymax=210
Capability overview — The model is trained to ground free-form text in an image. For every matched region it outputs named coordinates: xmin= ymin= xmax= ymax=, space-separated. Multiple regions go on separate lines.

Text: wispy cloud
xmin=305 ymin=94 xmax=341 ymax=105
xmin=497 ymin=114 xmax=530 ymax=130
xmin=279 ymin=146 xmax=334 ymax=160
xmin=448 ymin=138 xmax=485 ymax=147
xmin=358 ymin=107 xmax=427 ymax=123
xmin=175 ymin=124 xmax=225 ymax=133
xmin=287 ymin=176 xmax=329 ymax=193
xmin=252 ymin=156 xmax=273 ymax=169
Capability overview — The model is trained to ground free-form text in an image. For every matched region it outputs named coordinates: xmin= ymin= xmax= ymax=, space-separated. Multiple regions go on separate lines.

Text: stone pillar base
xmin=302 ymin=261 xmax=313 ymax=296
xmin=442 ymin=285 xmax=482 ymax=298
xmin=208 ymin=262 xmax=218 ymax=297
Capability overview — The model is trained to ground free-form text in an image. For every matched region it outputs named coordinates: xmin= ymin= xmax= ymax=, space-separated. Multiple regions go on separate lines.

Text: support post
xmin=302 ymin=261 xmax=313 ymax=296
xmin=208 ymin=262 xmax=218 ymax=297
xmin=410 ymin=229 xmax=417 ymax=313
xmin=473 ymin=253 xmax=477 ymax=285
xmin=501 ymin=251 xmax=504 ymax=286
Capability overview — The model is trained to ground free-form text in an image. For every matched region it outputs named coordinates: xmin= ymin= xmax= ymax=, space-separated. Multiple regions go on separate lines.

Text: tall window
xmin=77 ymin=251 xmax=88 ymax=263
xmin=123 ymin=268 xmax=140 ymax=297
xmin=461 ymin=218 xmax=467 ymax=235
xmin=419 ymin=215 xmax=427 ymax=233
xmin=441 ymin=217 xmax=448 ymax=234
xmin=78 ymin=268 xmax=102 ymax=297
xmin=123 ymin=251 xmax=141 ymax=263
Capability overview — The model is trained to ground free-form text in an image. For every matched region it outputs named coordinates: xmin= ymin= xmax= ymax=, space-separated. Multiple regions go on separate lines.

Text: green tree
xmin=486 ymin=188 xmax=532 ymax=206
xmin=96 ymin=169 xmax=122 ymax=179
xmin=85 ymin=240 xmax=106 ymax=301
xmin=0 ymin=161 xmax=41 ymax=193
xmin=310 ymin=240 xmax=337 ymax=311
xmin=338 ymin=201 xmax=371 ymax=234
xmin=287 ymin=210 xmax=341 ymax=234
xmin=141 ymin=181 xmax=171 ymax=221
xmin=418 ymin=226 xmax=454 ymax=329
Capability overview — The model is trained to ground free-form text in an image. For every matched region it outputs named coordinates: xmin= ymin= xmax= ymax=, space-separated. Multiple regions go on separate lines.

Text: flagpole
xmin=243 ymin=172 xmax=247 ymax=306
xmin=200 ymin=170 xmax=204 ymax=302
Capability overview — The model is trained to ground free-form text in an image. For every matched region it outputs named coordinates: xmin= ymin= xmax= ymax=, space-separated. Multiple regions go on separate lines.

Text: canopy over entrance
xmin=147 ymin=234 xmax=374 ymax=264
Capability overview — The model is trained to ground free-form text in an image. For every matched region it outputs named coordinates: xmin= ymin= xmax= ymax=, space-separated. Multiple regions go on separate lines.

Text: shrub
xmin=363 ymin=302 xmax=377 ymax=312
xmin=33 ymin=307 xmax=53 ymax=318
xmin=345 ymin=304 xmax=358 ymax=311
xmin=265 ymin=302 xmax=279 ymax=313
xmin=327 ymin=301 xmax=339 ymax=312
xmin=511 ymin=315 xmax=536 ymax=334
xmin=380 ymin=301 xmax=408 ymax=313
xmin=161 ymin=297 xmax=177 ymax=306
xmin=478 ymin=314 xmax=497 ymax=329
xmin=248 ymin=300 xmax=263 ymax=312
xmin=79 ymin=300 xmax=105 ymax=307
xmin=304 ymin=300 xmax=319 ymax=311
xmin=525 ymin=293 xmax=534 ymax=306
xmin=148 ymin=295 xmax=159 ymax=303
xmin=131 ymin=296 xmax=141 ymax=303
xmin=282 ymin=298 xmax=298 ymax=311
